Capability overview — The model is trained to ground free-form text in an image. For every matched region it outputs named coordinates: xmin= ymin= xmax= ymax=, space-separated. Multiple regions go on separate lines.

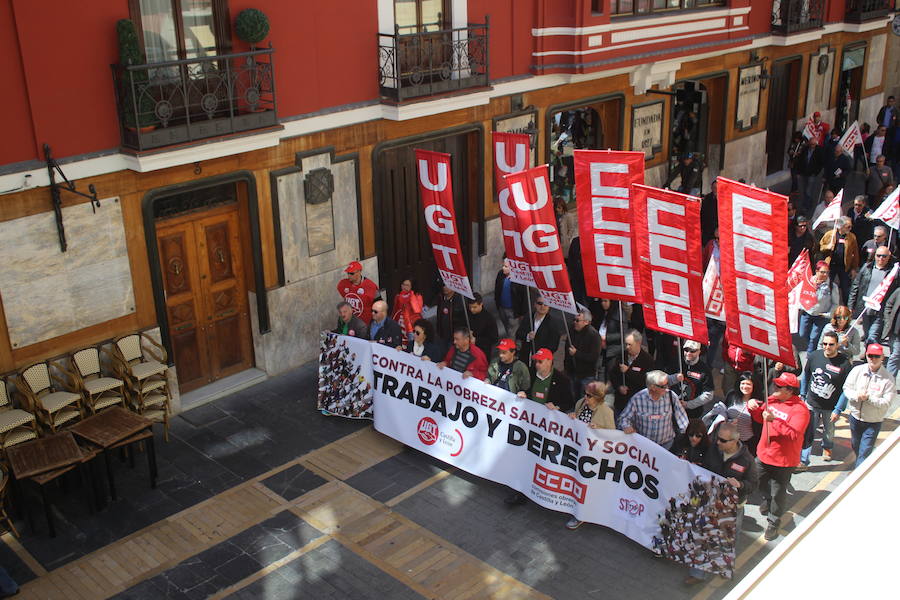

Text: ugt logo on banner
xmin=631 ymin=184 xmax=708 ymax=344
xmin=503 ymin=165 xmax=577 ymax=314
xmin=415 ymin=149 xmax=474 ymax=299
xmin=717 ymin=178 xmax=794 ymax=366
xmin=574 ymin=150 xmax=645 ymax=303
xmin=492 ymin=132 xmax=535 ymax=287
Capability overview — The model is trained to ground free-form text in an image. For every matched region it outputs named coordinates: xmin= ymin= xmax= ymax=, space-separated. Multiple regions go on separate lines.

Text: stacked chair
xmin=0 ymin=376 xmax=38 ymax=451
xmin=110 ymin=332 xmax=172 ymax=441
xmin=67 ymin=345 xmax=126 ymax=415
xmin=17 ymin=361 xmax=83 ymax=433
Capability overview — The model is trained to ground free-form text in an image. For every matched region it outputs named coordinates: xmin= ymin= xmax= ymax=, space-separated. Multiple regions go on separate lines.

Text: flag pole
xmin=525 ymin=286 xmax=535 ymax=357
xmin=763 ymin=358 xmax=770 ymax=441
xmin=459 ymin=292 xmax=471 ymax=332
xmin=618 ymin=301 xmax=626 ymax=364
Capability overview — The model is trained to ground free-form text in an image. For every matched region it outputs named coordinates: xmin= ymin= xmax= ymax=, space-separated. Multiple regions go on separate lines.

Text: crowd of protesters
xmin=330 ymin=98 xmax=899 ymax=586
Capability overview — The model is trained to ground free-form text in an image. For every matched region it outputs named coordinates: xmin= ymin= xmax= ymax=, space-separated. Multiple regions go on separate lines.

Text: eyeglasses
xmin=837 ymin=315 xmax=851 ymax=320
xmin=716 ymin=437 xmax=734 ymax=444
xmin=876 ymin=254 xmax=890 ymax=259
xmin=684 ymin=348 xmax=699 ymax=353
xmin=821 ymin=342 xmax=836 ymax=346
xmin=535 ymin=301 xmax=545 ymax=306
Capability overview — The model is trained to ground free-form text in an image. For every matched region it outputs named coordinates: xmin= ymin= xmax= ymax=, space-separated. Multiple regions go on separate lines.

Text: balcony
xmin=845 ymin=0 xmax=894 ymax=22
xmin=378 ymin=20 xmax=489 ymax=103
xmin=112 ymin=47 xmax=278 ymax=152
xmin=771 ymin=0 xmax=826 ymax=34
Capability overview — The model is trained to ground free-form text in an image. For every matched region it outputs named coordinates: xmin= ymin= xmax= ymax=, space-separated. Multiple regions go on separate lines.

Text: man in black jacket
xmin=369 ymin=300 xmax=404 ymax=348
xmin=788 ymin=216 xmax=815 ymax=266
xmin=565 ymin=308 xmax=601 ymax=399
xmin=848 ymin=249 xmax=896 ymax=343
xmin=798 ymin=331 xmax=851 ymax=468
xmin=516 ymin=296 xmax=562 ymax=364
xmin=519 ymin=348 xmax=574 ymax=412
xmin=466 ymin=293 xmax=499 ymax=361
xmin=434 ymin=285 xmax=466 ymax=343
xmin=671 ymin=340 xmax=714 ymax=419
xmin=794 ymin=137 xmax=825 ymax=215
xmin=333 ymin=301 xmax=368 ymax=339
xmin=683 ymin=422 xmax=758 ymax=585
xmin=608 ymin=330 xmax=655 ymax=417
xmin=824 ymin=142 xmax=852 ymax=195
xmin=494 ymin=260 xmax=527 ymax=338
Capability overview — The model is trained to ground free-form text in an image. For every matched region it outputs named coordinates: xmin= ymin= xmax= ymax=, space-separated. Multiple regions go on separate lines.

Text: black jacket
xmin=881 ymin=287 xmax=900 ymax=339
xmin=794 ymin=144 xmax=825 ymax=176
xmin=824 ymin=151 xmax=852 ymax=193
xmin=702 ymin=441 xmax=758 ymax=504
xmin=370 ymin=318 xmax=404 ymax=348
xmin=468 ymin=309 xmax=499 ymax=360
xmin=527 ymin=368 xmax=575 ymax=412
xmin=435 ymin=292 xmax=467 ymax=342
xmin=516 ymin=313 xmax=562 ymax=360
xmin=333 ymin=316 xmax=368 ymax=339
xmin=406 ymin=339 xmax=446 ymax=362
xmin=788 ymin=229 xmax=816 ymax=266
xmin=848 ymin=260 xmax=898 ymax=317
xmin=608 ymin=349 xmax=655 ymax=412
xmin=565 ymin=324 xmax=601 ymax=380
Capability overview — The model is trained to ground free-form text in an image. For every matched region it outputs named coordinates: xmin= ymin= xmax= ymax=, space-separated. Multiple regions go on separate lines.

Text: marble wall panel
xmin=860 ymin=93 xmax=884 ymax=129
xmin=866 ymin=34 xmax=887 ymax=90
xmin=250 ymin=256 xmax=379 ymax=375
xmin=276 ymin=153 xmax=360 ymax=286
xmin=0 ymin=199 xmax=136 ymax=348
xmin=722 ymin=131 xmax=768 ymax=188
xmin=478 ymin=218 xmax=504 ymax=296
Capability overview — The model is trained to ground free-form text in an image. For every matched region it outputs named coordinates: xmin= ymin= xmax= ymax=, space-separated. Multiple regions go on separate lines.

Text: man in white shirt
xmin=838 ymin=344 xmax=895 ymax=468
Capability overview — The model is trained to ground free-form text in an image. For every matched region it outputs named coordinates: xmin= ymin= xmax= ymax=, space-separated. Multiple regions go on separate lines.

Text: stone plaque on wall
xmin=806 ymin=47 xmax=835 ymax=117
xmin=0 ymin=199 xmax=135 ymax=348
xmin=631 ymin=101 xmax=663 ymax=158
xmin=865 ymin=34 xmax=886 ymax=90
xmin=736 ymin=64 xmax=762 ymax=130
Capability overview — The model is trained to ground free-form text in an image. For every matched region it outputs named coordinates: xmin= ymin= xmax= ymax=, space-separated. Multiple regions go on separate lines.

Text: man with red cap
xmin=337 ymin=261 xmax=380 ymax=325
xmin=747 ymin=372 xmax=810 ymax=541
xmin=810 ymin=111 xmax=829 ymax=146
xmin=487 ymin=339 xmax=530 ymax=394
xmin=519 ymin=348 xmax=574 ymax=412
xmin=837 ymin=343 xmax=895 ymax=468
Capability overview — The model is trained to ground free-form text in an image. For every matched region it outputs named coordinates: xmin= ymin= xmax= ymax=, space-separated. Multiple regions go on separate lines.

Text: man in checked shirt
xmin=617 ymin=370 xmax=689 ymax=450
xmin=837 ymin=343 xmax=896 ymax=469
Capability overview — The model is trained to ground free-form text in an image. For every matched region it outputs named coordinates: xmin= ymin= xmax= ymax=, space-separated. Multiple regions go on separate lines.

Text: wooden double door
xmin=156 ymin=204 xmax=253 ymax=392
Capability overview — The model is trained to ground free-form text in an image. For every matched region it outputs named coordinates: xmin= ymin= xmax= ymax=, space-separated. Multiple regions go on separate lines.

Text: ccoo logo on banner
xmin=319 ymin=334 xmax=738 ymax=578
xmin=415 ymin=149 xmax=474 ymax=299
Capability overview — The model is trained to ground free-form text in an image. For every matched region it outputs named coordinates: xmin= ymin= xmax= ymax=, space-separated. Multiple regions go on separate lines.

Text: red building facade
xmin=0 ymin=0 xmax=895 ymax=408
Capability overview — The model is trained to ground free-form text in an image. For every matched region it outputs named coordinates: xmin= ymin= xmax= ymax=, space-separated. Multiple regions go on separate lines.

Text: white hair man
xmin=618 ymin=370 xmax=688 ymax=450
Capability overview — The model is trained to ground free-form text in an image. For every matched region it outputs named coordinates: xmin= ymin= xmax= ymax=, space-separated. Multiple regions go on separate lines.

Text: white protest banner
xmin=864 ymin=263 xmax=899 ymax=311
xmin=870 ymin=186 xmax=900 ymax=231
xmin=318 ymin=333 xmax=375 ymax=418
xmin=702 ymin=257 xmax=726 ymax=322
xmin=811 ymin=189 xmax=843 ymax=229
xmin=838 ymin=121 xmax=863 ymax=155
xmin=318 ymin=335 xmax=740 ymax=577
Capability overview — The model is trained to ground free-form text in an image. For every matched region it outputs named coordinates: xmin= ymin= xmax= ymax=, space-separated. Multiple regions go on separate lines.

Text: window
xmin=131 ymin=0 xmax=230 ymax=63
xmin=395 ymin=0 xmax=449 ymax=34
xmin=591 ymin=0 xmax=604 ymax=13
xmin=611 ymin=0 xmax=723 ymax=16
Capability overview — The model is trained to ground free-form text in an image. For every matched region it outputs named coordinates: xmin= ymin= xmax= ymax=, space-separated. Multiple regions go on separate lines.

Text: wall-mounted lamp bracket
xmin=44 ymin=143 xmax=100 ymax=252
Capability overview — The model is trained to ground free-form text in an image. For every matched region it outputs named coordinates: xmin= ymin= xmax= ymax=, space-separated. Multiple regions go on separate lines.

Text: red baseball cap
xmin=866 ymin=343 xmax=884 ymax=357
xmin=773 ymin=373 xmax=799 ymax=388
xmin=532 ymin=348 xmax=554 ymax=361
xmin=344 ymin=261 xmax=362 ymax=273
xmin=496 ymin=339 xmax=517 ymax=351
xmin=813 ymin=111 xmax=821 ymax=118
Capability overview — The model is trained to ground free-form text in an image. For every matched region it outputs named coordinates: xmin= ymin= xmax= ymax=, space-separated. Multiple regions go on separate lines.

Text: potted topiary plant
xmin=116 ymin=19 xmax=158 ymax=132
xmin=235 ymin=8 xmax=270 ymax=49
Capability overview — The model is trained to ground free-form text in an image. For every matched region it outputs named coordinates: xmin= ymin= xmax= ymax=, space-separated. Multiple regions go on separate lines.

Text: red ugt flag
xmin=415 ymin=149 xmax=474 ymax=299
xmin=574 ymin=150 xmax=645 ymax=303
xmin=717 ymin=178 xmax=794 ymax=366
xmin=632 ymin=184 xmax=708 ymax=344
xmin=504 ymin=165 xmax=577 ymax=314
xmin=492 ymin=132 xmax=535 ymax=287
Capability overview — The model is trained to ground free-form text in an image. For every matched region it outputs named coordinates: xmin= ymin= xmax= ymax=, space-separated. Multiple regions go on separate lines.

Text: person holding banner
xmin=487 ymin=339 xmax=530 ymax=394
xmin=609 ymin=331 xmax=655 ymax=419
xmin=493 ymin=260 xmax=527 ymax=338
xmin=797 ymin=261 xmax=840 ymax=354
xmin=369 ymin=301 xmax=404 ymax=349
xmin=860 ymin=226 xmax=893 ymax=263
xmin=407 ymin=319 xmax=445 ymax=362
xmin=333 ymin=301 xmax=369 ymax=339
xmin=820 ymin=217 xmax=860 ymax=303
xmin=519 ymin=348 xmax=574 ymax=413
xmin=437 ymin=327 xmax=488 ymax=381
xmin=848 ymin=247 xmax=896 ymax=343
xmin=683 ymin=422 xmax=759 ymax=586
xmin=747 ymin=373 xmax=809 ymax=541
xmin=865 ymin=154 xmax=895 ymax=206
xmin=618 ymin=370 xmax=688 ymax=450
xmin=516 ymin=296 xmax=562 ymax=366
xmin=671 ymin=340 xmax=715 ymax=420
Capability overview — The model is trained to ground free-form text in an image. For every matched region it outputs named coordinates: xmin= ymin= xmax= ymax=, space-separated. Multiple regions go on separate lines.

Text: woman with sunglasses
xmin=670 ymin=419 xmax=708 ymax=465
xmin=817 ymin=305 xmax=860 ymax=360
xmin=407 ymin=318 xmax=444 ymax=362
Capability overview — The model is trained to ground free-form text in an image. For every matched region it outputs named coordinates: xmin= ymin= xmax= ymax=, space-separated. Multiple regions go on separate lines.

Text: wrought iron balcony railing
xmin=378 ymin=20 xmax=489 ymax=102
xmin=845 ymin=0 xmax=893 ymax=22
xmin=112 ymin=47 xmax=277 ymax=152
xmin=771 ymin=0 xmax=825 ymax=34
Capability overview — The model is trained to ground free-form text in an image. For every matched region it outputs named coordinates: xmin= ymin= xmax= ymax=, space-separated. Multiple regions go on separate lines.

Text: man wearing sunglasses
xmin=838 ymin=344 xmax=895 ymax=468
xmin=516 ymin=296 xmax=561 ymax=366
xmin=684 ymin=422 xmax=758 ymax=586
xmin=848 ymin=246 xmax=896 ymax=344
xmin=671 ymin=340 xmax=714 ymax=419
xmin=788 ymin=216 xmax=814 ymax=267
xmin=747 ymin=372 xmax=809 ymax=541
xmin=798 ymin=331 xmax=851 ymax=469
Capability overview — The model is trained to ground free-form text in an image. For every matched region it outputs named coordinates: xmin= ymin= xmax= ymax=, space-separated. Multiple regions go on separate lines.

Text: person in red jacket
xmin=392 ymin=278 xmax=423 ymax=348
xmin=337 ymin=261 xmax=380 ymax=325
xmin=437 ymin=327 xmax=488 ymax=381
xmin=747 ymin=372 xmax=810 ymax=541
